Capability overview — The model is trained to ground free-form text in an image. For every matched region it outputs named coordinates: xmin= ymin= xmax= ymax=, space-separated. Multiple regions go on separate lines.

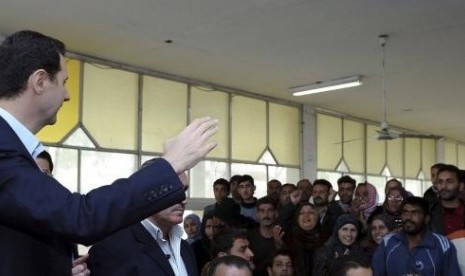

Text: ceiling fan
xmin=375 ymin=34 xmax=441 ymax=141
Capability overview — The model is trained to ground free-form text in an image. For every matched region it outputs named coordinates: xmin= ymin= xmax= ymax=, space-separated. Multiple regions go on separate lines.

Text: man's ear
xmin=267 ymin=267 xmax=273 ymax=276
xmin=30 ymin=69 xmax=49 ymax=95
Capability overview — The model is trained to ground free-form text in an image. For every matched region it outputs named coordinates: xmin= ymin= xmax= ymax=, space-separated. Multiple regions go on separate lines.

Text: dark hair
xmin=256 ymin=196 xmax=278 ymax=210
xmin=0 ymin=30 xmax=66 ymax=99
xmin=208 ymin=255 xmax=251 ymax=276
xmin=239 ymin=174 xmax=254 ymax=186
xmin=211 ymin=229 xmax=248 ymax=258
xmin=386 ymin=178 xmax=402 ymax=187
xmin=312 ymin=179 xmax=332 ymax=191
xmin=331 ymin=256 xmax=371 ymax=276
xmin=230 ymin=175 xmax=242 ymax=184
xmin=214 ymin=178 xmax=230 ymax=192
xmin=402 ymin=196 xmax=429 ymax=215
xmin=431 ymin=163 xmax=446 ymax=170
xmin=268 ymin=179 xmax=282 ymax=187
xmin=266 ymin=248 xmax=294 ymax=269
xmin=459 ymin=170 xmax=465 ymax=184
xmin=437 ymin=164 xmax=460 ymax=181
xmin=337 ymin=175 xmax=356 ymax=188
xmin=37 ymin=150 xmax=54 ymax=173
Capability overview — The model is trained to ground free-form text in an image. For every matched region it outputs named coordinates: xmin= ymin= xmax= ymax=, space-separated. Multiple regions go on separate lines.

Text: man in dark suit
xmin=0 ymin=30 xmax=218 ymax=275
xmin=88 ymin=173 xmax=197 ymax=275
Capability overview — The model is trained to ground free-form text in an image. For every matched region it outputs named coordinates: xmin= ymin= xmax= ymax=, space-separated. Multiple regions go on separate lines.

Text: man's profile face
xmin=229 ymin=238 xmax=254 ymax=269
xmin=40 ymin=55 xmax=70 ymax=126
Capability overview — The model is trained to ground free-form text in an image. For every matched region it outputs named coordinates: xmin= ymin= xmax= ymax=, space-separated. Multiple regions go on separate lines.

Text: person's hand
xmin=72 ymin=254 xmax=90 ymax=276
xmin=271 ymin=225 xmax=284 ymax=248
xmin=163 ymin=117 xmax=218 ymax=174
xmin=290 ymin=189 xmax=302 ymax=205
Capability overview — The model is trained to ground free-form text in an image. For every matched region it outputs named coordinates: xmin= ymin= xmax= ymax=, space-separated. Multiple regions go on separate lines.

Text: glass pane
xmin=142 ymin=76 xmax=188 ymax=153
xmin=190 ymin=160 xmax=229 ymax=198
xmin=231 ymin=96 xmax=267 ymax=162
xmin=444 ymin=141 xmax=457 ymax=165
xmin=387 ymin=138 xmax=403 ymax=177
xmin=316 ymin=171 xmax=341 ymax=190
xmin=269 ymin=103 xmax=300 ymax=166
xmin=343 ymin=119 xmax=364 ymax=173
xmin=231 ymin=163 xmax=267 ymax=198
xmin=317 ymin=114 xmax=342 ymax=170
xmin=366 ymin=175 xmax=386 ymax=203
xmin=63 ymin=127 xmax=96 ymax=148
xmin=405 ymin=179 xmax=422 ymax=197
xmin=366 ymin=125 xmax=386 ymax=175
xmin=191 ymin=87 xmax=229 ymax=159
xmin=267 ymin=166 xmax=300 ymax=185
xmin=259 ymin=149 xmax=277 ymax=165
xmin=47 ymin=146 xmax=78 ymax=193
xmin=421 ymin=139 xmax=435 ymax=180
xmin=37 ymin=59 xmax=80 ymax=143
xmin=82 ymin=63 xmax=138 ymax=150
xmin=80 ymin=151 xmax=137 ymax=194
xmin=405 ymin=138 xmax=421 ymax=178
xmin=458 ymin=144 xmax=465 ymax=169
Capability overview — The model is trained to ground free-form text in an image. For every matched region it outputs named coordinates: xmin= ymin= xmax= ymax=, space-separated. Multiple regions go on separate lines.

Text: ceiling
xmin=1 ymin=1 xmax=465 ymax=141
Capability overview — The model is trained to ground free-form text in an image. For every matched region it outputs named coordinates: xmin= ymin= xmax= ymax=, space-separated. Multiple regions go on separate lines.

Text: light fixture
xmin=290 ymin=76 xmax=362 ymax=96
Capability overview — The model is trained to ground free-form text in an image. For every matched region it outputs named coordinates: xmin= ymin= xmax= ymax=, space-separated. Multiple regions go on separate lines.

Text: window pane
xmin=231 ymin=163 xmax=267 ymax=198
xmin=268 ymin=166 xmax=300 ymax=185
xmin=422 ymin=139 xmax=435 ymax=180
xmin=343 ymin=119 xmax=364 ymax=173
xmin=141 ymin=76 xmax=188 ymax=153
xmin=404 ymin=138 xmax=421 ymax=178
xmin=366 ymin=125 xmax=386 ymax=175
xmin=82 ymin=63 xmax=138 ymax=150
xmin=190 ymin=160 xmax=228 ymax=198
xmin=387 ymin=138 xmax=403 ymax=177
xmin=231 ymin=96 xmax=267 ymax=162
xmin=47 ymin=146 xmax=78 ymax=193
xmin=80 ymin=151 xmax=137 ymax=193
xmin=444 ymin=141 xmax=457 ymax=165
xmin=317 ymin=114 xmax=342 ymax=170
xmin=405 ymin=179 xmax=422 ymax=197
xmin=316 ymin=171 xmax=341 ymax=190
xmin=458 ymin=144 xmax=465 ymax=169
xmin=269 ymin=103 xmax=300 ymax=166
xmin=191 ymin=87 xmax=229 ymax=159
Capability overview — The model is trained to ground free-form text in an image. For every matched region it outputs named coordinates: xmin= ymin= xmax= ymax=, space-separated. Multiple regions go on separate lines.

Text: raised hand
xmin=162 ymin=117 xmax=218 ymax=174
xmin=72 ymin=254 xmax=90 ymax=276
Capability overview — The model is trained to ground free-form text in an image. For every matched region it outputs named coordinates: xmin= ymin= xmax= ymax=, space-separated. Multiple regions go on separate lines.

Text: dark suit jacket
xmin=88 ymin=223 xmax=198 ymax=276
xmin=0 ymin=116 xmax=186 ymax=275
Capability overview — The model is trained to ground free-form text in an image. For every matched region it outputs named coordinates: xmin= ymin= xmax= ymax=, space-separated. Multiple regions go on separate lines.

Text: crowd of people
xmin=178 ymin=163 xmax=465 ymax=276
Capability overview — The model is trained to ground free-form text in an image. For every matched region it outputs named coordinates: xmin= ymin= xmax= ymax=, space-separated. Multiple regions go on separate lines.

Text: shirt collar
xmin=141 ymin=218 xmax=184 ymax=241
xmin=0 ymin=107 xmax=44 ymax=158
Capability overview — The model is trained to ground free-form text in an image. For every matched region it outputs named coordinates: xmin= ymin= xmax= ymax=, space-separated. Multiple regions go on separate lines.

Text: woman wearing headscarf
xmin=312 ymin=214 xmax=366 ymax=276
xmin=288 ymin=202 xmax=325 ymax=276
xmin=184 ymin=213 xmax=202 ymax=244
xmin=351 ymin=182 xmax=379 ymax=222
xmin=368 ymin=186 xmax=410 ymax=229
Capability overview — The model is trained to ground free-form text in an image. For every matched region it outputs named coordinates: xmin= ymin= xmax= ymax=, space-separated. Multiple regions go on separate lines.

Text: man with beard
xmin=429 ymin=164 xmax=465 ymax=235
xmin=312 ymin=179 xmax=337 ymax=235
xmin=267 ymin=180 xmax=282 ymax=202
xmin=327 ymin=176 xmax=356 ymax=218
xmin=372 ymin=197 xmax=460 ymax=276
xmin=423 ymin=163 xmax=446 ymax=206
xmin=88 ymin=172 xmax=198 ymax=275
xmin=247 ymin=196 xmax=280 ymax=276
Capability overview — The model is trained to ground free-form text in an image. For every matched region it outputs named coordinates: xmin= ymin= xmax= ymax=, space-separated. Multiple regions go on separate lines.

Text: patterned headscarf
xmin=357 ymin=182 xmax=379 ymax=220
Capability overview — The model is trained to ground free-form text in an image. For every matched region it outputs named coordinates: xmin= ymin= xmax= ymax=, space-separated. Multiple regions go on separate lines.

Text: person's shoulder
xmin=430 ymin=232 xmax=453 ymax=253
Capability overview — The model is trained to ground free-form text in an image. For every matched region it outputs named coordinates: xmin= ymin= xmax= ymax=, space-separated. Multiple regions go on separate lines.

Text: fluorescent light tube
xmin=291 ymin=76 xmax=362 ymax=96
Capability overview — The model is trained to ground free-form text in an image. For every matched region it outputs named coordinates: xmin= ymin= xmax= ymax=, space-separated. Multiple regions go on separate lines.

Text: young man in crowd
xmin=238 ymin=175 xmax=259 ymax=222
xmin=372 ymin=197 xmax=460 ymax=275
xmin=204 ymin=178 xmax=230 ymax=216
